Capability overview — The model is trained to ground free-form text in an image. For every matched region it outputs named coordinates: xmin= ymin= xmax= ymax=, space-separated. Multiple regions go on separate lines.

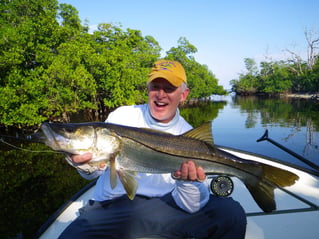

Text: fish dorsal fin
xmin=183 ymin=121 xmax=214 ymax=145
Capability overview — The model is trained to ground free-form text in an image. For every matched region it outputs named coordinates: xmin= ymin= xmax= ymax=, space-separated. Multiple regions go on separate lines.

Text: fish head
xmin=32 ymin=122 xmax=121 ymax=161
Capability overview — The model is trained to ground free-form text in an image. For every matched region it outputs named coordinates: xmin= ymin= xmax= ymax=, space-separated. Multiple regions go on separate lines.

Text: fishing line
xmin=0 ymin=138 xmax=62 ymax=154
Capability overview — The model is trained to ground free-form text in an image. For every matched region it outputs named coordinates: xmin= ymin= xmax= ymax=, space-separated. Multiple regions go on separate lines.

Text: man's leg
xmin=59 ymin=194 xmax=246 ymax=239
xmin=134 ymin=194 xmax=247 ymax=239
xmin=58 ymin=196 xmax=143 ymax=239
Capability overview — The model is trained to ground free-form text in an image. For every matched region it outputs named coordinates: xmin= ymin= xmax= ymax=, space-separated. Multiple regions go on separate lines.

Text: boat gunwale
xmin=34 ymin=179 xmax=97 ymax=239
xmin=216 ymin=145 xmax=319 ymax=177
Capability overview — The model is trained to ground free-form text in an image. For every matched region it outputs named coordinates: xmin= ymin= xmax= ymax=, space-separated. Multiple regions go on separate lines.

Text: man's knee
xmin=207 ymin=196 xmax=245 ymax=216
xmin=206 ymin=196 xmax=246 ymax=226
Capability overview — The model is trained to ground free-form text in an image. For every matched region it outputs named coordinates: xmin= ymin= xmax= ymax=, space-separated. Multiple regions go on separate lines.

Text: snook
xmin=33 ymin=121 xmax=299 ymax=213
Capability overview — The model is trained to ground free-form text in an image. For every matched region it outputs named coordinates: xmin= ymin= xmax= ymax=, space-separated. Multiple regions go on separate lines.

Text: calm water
xmin=207 ymin=95 xmax=319 ymax=170
xmin=1 ymin=95 xmax=319 ymax=238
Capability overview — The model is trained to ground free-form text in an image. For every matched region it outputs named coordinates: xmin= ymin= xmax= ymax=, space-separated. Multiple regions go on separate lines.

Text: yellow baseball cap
xmin=147 ymin=60 xmax=187 ymax=87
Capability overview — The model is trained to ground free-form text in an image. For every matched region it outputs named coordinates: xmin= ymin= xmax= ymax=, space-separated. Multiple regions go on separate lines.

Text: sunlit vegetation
xmin=0 ymin=0 xmax=225 ymax=127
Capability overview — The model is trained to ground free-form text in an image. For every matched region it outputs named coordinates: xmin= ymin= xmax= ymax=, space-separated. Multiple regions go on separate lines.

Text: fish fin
xmin=262 ymin=164 xmax=299 ymax=187
xmin=109 ymin=158 xmax=117 ymax=189
xmin=118 ymin=169 xmax=138 ymax=200
xmin=183 ymin=121 xmax=214 ymax=145
xmin=244 ymin=164 xmax=299 ymax=212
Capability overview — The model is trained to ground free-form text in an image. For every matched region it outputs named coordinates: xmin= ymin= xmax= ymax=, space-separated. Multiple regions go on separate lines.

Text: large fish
xmin=31 ymin=121 xmax=299 ymax=212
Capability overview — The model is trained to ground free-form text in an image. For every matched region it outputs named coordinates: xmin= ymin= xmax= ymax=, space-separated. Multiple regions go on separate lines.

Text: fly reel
xmin=210 ymin=176 xmax=234 ymax=197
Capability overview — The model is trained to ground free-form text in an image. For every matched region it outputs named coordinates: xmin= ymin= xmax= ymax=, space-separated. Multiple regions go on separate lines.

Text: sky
xmin=59 ymin=0 xmax=319 ymax=89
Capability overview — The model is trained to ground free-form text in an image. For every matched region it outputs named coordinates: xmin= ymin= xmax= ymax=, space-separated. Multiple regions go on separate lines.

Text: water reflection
xmin=204 ymin=96 xmax=319 ymax=169
xmin=232 ymin=96 xmax=319 ymax=131
xmin=180 ymin=99 xmax=227 ymax=126
xmin=0 ymin=143 xmax=88 ymax=239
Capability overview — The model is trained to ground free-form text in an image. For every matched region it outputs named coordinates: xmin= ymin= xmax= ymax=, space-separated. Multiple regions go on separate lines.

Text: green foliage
xmin=231 ymin=55 xmax=319 ymax=95
xmin=0 ymin=0 xmax=72 ymax=126
xmin=44 ymin=36 xmax=98 ymax=120
xmin=304 ymin=57 xmax=319 ymax=92
xmin=261 ymin=61 xmax=292 ymax=93
xmin=0 ymin=0 xmax=225 ymax=127
xmin=91 ymin=25 xmax=160 ymax=108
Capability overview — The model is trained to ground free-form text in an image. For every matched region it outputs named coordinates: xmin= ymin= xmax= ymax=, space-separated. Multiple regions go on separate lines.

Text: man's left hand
xmin=172 ymin=160 xmax=206 ymax=182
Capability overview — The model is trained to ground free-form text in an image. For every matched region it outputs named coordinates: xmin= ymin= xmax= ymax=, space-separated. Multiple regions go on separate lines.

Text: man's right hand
xmin=71 ymin=152 xmax=93 ymax=164
xmin=67 ymin=152 xmax=107 ymax=174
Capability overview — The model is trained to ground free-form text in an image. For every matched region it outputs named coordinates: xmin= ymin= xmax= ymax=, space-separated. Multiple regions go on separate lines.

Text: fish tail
xmin=262 ymin=164 xmax=299 ymax=188
xmin=244 ymin=164 xmax=299 ymax=213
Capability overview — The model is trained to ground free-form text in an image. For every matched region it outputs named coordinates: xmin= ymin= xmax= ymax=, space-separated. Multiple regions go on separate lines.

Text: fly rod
xmin=257 ymin=129 xmax=319 ymax=171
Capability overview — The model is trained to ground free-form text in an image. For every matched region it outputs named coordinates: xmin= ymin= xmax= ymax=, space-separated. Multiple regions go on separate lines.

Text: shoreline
xmin=281 ymin=93 xmax=319 ymax=100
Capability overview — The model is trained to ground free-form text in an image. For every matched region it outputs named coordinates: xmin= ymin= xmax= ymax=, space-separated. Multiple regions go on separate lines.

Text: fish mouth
xmin=38 ymin=123 xmax=62 ymax=150
xmin=26 ymin=130 xmax=46 ymax=143
xmin=27 ymin=123 xmax=62 ymax=150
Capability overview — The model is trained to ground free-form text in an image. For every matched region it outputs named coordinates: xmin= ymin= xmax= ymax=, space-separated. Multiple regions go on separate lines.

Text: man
xmin=59 ymin=60 xmax=246 ymax=239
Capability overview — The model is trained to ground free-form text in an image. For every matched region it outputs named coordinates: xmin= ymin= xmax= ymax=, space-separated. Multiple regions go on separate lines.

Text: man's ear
xmin=180 ymin=88 xmax=190 ymax=102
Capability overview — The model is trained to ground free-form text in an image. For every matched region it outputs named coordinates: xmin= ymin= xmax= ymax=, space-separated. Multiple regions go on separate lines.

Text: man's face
xmin=148 ymin=78 xmax=189 ymax=123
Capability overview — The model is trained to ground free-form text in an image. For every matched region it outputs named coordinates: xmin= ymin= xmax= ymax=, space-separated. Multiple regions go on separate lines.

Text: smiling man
xmin=147 ymin=60 xmax=190 ymax=123
xmin=60 ymin=60 xmax=246 ymax=239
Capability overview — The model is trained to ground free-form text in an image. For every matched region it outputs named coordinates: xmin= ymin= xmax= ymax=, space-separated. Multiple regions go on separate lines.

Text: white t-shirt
xmin=80 ymin=104 xmax=210 ymax=213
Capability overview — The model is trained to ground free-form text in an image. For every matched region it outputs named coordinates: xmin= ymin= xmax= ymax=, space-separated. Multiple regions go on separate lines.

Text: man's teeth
xmin=156 ymin=102 xmax=167 ymax=106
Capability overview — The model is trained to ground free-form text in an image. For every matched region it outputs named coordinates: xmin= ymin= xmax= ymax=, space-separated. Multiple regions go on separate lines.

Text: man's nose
xmin=156 ymin=88 xmax=167 ymax=97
